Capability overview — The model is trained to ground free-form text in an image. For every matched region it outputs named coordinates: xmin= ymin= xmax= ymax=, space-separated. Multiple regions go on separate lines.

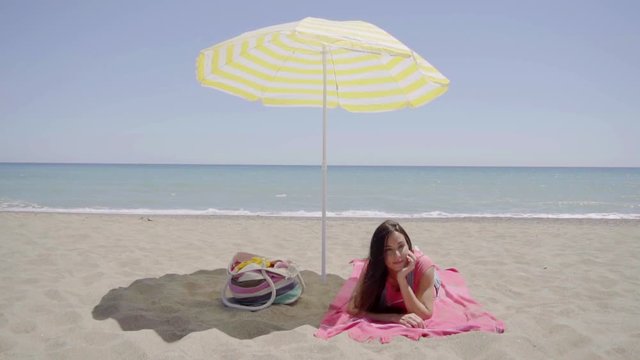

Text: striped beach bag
xmin=221 ymin=252 xmax=305 ymax=311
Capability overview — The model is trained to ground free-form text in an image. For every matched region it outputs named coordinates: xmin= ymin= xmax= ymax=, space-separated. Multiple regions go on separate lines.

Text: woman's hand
xmin=396 ymin=313 xmax=425 ymax=328
xmin=397 ymin=251 xmax=417 ymax=281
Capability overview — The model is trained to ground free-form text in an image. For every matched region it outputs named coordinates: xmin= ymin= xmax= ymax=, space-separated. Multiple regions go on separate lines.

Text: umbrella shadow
xmin=92 ymin=269 xmax=345 ymax=342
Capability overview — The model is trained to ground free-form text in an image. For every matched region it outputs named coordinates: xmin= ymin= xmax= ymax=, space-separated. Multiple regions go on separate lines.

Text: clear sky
xmin=1 ymin=0 xmax=639 ymax=167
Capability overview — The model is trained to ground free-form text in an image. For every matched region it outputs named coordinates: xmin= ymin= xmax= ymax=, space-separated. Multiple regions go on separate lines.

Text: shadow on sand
xmin=92 ymin=269 xmax=344 ymax=342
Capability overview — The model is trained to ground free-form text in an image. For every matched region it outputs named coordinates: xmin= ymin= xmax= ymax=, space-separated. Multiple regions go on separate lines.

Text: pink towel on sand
xmin=315 ymin=259 xmax=505 ymax=343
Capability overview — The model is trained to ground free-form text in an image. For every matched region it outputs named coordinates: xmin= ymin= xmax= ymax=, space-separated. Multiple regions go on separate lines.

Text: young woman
xmin=348 ymin=220 xmax=441 ymax=328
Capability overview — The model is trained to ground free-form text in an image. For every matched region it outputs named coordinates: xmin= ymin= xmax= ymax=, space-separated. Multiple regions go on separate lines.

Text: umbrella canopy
xmin=196 ymin=17 xmax=449 ymax=280
xmin=197 ymin=17 xmax=448 ymax=111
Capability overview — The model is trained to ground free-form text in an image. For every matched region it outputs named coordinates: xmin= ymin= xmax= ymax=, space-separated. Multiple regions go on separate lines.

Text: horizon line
xmin=1 ymin=161 xmax=638 ymax=169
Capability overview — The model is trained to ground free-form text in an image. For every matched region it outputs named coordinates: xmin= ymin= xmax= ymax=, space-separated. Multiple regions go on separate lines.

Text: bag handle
xmin=220 ymin=268 xmax=277 ymax=311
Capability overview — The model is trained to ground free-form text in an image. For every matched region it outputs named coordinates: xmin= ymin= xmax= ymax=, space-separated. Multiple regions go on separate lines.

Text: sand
xmin=0 ymin=212 xmax=639 ymax=359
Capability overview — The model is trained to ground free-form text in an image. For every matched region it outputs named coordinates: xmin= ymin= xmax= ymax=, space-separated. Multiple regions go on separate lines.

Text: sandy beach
xmin=0 ymin=212 xmax=639 ymax=359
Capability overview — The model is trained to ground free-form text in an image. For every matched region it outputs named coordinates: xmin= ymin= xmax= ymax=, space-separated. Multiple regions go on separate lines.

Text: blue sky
xmin=1 ymin=0 xmax=638 ymax=167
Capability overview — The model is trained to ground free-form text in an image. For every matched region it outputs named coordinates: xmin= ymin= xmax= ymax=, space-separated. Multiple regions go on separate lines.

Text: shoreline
xmin=2 ymin=209 xmax=639 ymax=221
xmin=1 ymin=212 xmax=639 ymax=358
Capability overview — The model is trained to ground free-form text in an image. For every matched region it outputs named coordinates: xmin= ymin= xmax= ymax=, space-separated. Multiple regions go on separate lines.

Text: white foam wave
xmin=0 ymin=199 xmax=45 ymax=210
xmin=1 ymin=203 xmax=639 ymax=220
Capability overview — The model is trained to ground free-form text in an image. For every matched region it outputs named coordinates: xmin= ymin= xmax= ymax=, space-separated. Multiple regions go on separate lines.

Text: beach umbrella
xmin=196 ymin=17 xmax=449 ymax=281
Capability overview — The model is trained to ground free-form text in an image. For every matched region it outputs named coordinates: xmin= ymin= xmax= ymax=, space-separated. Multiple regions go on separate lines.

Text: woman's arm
xmin=347 ymin=261 xmax=431 ymax=328
xmin=397 ymin=252 xmax=436 ymax=320
xmin=347 ymin=283 xmax=421 ymax=327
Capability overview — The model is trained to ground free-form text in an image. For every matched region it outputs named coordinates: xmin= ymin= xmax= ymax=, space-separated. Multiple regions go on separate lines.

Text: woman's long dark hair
xmin=354 ymin=220 xmax=413 ymax=313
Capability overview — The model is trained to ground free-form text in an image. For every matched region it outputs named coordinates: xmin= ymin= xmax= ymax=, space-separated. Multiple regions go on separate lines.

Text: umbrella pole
xmin=321 ymin=45 xmax=327 ymax=283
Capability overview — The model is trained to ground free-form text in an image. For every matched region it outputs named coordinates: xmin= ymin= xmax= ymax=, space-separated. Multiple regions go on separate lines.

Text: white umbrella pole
xmin=321 ymin=46 xmax=327 ymax=283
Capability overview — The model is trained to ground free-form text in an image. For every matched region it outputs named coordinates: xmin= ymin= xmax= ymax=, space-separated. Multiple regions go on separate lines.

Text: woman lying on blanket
xmin=348 ymin=220 xmax=441 ymax=329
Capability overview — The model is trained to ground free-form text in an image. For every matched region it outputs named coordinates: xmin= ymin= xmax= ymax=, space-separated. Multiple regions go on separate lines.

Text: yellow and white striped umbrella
xmin=196 ymin=17 xmax=449 ymax=281
xmin=196 ymin=17 xmax=449 ymax=112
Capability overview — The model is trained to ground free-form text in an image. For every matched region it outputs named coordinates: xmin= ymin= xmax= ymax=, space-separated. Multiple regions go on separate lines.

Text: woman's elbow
xmin=417 ymin=309 xmax=433 ymax=320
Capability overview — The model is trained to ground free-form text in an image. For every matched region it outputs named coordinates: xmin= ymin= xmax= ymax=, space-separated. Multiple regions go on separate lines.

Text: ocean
xmin=1 ymin=163 xmax=639 ymax=219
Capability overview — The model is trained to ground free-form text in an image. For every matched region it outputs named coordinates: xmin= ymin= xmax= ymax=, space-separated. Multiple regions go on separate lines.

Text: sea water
xmin=1 ymin=163 xmax=639 ymax=219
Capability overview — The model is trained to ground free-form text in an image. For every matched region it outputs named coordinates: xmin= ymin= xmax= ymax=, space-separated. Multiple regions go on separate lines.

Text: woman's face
xmin=383 ymin=231 xmax=410 ymax=273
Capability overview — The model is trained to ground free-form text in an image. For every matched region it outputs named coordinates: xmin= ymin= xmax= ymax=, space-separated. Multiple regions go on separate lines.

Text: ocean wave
xmin=1 ymin=203 xmax=639 ymax=220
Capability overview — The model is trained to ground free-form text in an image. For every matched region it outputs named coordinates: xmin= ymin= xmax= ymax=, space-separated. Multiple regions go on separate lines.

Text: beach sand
xmin=1 ymin=212 xmax=639 ymax=359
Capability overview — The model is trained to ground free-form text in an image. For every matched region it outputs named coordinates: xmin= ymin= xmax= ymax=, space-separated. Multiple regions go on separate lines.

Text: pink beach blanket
xmin=315 ymin=259 xmax=505 ymax=343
